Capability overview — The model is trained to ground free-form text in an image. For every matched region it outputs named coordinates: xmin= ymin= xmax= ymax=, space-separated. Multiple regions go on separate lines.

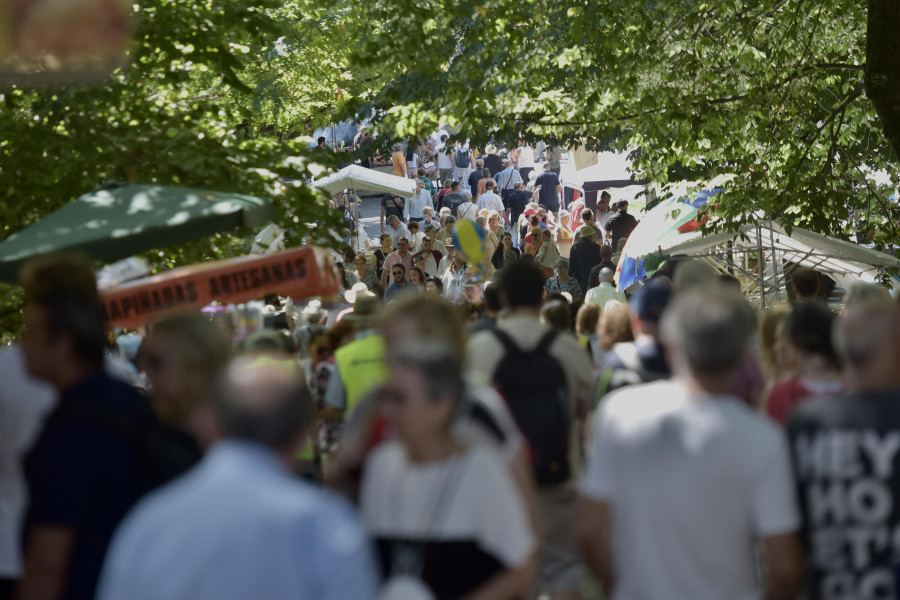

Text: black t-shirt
xmin=24 ymin=372 xmax=147 ymax=600
xmin=467 ymin=171 xmax=483 ymax=193
xmin=605 ymin=211 xmax=639 ymax=250
xmin=484 ymin=154 xmax=503 ymax=177
xmin=381 ymin=195 xmax=404 ymax=221
xmin=505 ymin=190 xmax=531 ymax=223
xmin=787 ymin=391 xmax=900 ymax=600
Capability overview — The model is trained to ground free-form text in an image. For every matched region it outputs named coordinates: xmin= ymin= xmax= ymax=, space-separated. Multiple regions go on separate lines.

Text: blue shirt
xmin=97 ymin=441 xmax=378 ymax=600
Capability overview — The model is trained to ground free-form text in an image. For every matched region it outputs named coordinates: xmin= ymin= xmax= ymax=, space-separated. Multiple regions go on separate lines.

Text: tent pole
xmin=768 ymin=221 xmax=782 ymax=303
xmin=756 ymin=225 xmax=766 ymax=312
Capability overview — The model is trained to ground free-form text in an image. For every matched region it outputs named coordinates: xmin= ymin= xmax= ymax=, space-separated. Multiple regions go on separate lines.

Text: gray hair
xmin=388 ymin=214 xmax=400 ymax=223
xmin=504 ymin=250 xmax=519 ymax=266
xmin=835 ymin=303 xmax=899 ymax=368
xmin=387 ymin=339 xmax=465 ymax=402
xmin=503 ymin=159 xmax=513 ymax=167
xmin=462 ymin=191 xmax=473 ymax=201
xmin=660 ymin=288 xmax=754 ymax=375
xmin=599 ymin=267 xmax=615 ymax=283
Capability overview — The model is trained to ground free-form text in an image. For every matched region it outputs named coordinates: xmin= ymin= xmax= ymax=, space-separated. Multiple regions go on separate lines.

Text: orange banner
xmin=100 ymin=247 xmax=340 ymax=329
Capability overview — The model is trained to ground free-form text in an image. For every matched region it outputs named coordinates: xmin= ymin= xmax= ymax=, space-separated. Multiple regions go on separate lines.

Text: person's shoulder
xmin=601 ymin=380 xmax=685 ymax=419
xmin=787 ymin=389 xmax=875 ymax=429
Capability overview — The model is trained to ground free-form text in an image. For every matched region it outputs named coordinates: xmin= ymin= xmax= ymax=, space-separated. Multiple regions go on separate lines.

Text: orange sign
xmin=100 ymin=247 xmax=340 ymax=329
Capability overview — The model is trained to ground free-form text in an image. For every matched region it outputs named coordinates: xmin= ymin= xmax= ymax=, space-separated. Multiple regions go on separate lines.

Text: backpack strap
xmin=493 ymin=329 xmax=524 ymax=358
xmin=534 ymin=330 xmax=559 ymax=357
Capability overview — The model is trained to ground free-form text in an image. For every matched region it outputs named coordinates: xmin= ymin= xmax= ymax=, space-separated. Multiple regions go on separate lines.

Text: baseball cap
xmin=524 ymin=208 xmax=537 ymax=216
xmin=630 ymin=281 xmax=673 ymax=323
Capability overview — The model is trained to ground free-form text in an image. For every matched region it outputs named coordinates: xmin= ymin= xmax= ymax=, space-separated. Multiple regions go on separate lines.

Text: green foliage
xmin=342 ymin=0 xmax=898 ymax=244
xmin=0 ymin=0 xmax=367 ymax=340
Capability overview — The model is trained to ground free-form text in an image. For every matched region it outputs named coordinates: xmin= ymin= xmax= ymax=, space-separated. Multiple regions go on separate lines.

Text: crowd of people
xmin=2 ymin=136 xmax=900 ymax=600
xmin=2 ymin=240 xmax=900 ymax=600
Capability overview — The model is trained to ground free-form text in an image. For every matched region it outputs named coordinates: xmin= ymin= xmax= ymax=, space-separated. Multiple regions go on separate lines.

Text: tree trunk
xmin=866 ymin=0 xmax=900 ymax=158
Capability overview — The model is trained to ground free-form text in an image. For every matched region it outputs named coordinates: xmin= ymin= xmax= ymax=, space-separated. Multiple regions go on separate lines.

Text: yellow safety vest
xmin=334 ymin=334 xmax=388 ymax=412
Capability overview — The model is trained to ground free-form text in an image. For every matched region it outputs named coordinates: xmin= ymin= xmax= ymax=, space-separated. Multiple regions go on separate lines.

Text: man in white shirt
xmin=385 ymin=215 xmax=410 ymax=248
xmin=578 ymin=286 xmax=803 ymax=600
xmin=584 ymin=268 xmax=626 ymax=309
xmin=404 ymin=180 xmax=432 ymax=224
xmin=476 ymin=180 xmax=505 ymax=222
xmin=467 ymin=261 xmax=594 ymax=599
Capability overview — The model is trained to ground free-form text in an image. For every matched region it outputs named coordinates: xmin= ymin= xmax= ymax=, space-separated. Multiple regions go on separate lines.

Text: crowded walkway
xmin=1 ymin=140 xmax=900 ymax=600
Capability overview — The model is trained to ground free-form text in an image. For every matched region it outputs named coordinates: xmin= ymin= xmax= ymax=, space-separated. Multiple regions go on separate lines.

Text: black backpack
xmin=492 ymin=330 xmax=571 ymax=487
xmin=443 ymin=194 xmax=463 ymax=218
xmin=455 ymin=148 xmax=471 ymax=168
xmin=52 ymin=398 xmax=202 ymax=493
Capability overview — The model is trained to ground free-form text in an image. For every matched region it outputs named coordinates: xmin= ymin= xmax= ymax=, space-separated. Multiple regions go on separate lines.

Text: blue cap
xmin=630 ymin=281 xmax=673 ymax=323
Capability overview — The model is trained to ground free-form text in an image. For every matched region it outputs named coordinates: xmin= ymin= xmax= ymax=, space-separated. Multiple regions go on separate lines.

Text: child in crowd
xmin=534 ymin=228 xmax=561 ymax=278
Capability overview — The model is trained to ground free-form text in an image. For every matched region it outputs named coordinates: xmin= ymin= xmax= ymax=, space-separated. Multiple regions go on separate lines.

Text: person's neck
xmin=506 ymin=306 xmax=540 ymax=319
xmin=558 ymin=273 xmax=568 ymax=281
xmin=54 ymin=362 xmax=102 ymax=394
xmin=405 ymin=434 xmax=461 ymax=464
xmin=678 ymin=372 xmax=736 ymax=398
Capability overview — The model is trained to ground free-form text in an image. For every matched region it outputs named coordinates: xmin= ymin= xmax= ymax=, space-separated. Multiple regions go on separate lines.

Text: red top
xmin=765 ymin=377 xmax=844 ymax=423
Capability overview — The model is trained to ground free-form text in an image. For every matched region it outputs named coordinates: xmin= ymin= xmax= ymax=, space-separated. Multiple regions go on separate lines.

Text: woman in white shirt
xmin=361 ymin=340 xmax=537 ymax=600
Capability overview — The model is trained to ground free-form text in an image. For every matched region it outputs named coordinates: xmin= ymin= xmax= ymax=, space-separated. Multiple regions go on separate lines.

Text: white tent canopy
xmin=312 ymin=165 xmax=417 ymax=198
xmin=659 ymin=220 xmax=900 ymax=305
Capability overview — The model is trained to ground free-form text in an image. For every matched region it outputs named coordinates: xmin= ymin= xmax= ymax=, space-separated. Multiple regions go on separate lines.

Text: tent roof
xmin=663 ymin=220 xmax=900 ymax=278
xmin=0 ymin=183 xmax=272 ymax=284
xmin=313 ymin=164 xmax=418 ymax=198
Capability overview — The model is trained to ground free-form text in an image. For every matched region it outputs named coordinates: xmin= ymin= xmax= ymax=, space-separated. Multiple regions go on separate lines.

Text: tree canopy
xmin=344 ymin=0 xmax=898 ymax=244
xmin=0 ymin=0 xmax=372 ymax=337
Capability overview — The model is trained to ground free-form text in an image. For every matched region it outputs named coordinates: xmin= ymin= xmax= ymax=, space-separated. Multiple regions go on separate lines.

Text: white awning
xmin=312 ymin=165 xmax=418 ymax=198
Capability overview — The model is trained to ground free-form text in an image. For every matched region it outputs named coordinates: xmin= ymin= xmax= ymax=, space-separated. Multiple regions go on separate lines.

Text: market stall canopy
xmin=0 ymin=183 xmax=273 ymax=284
xmin=100 ymin=246 xmax=340 ymax=329
xmin=313 ymin=164 xmax=418 ymax=198
xmin=665 ymin=220 xmax=900 ymax=278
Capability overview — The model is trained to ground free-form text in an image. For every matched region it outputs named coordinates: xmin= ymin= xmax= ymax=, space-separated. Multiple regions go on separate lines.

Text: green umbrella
xmin=0 ymin=182 xmax=273 ymax=283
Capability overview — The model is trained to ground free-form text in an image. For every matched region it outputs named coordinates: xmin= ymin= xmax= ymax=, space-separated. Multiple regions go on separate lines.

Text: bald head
xmin=599 ymin=267 xmax=615 ymax=283
xmin=215 ymin=356 xmax=314 ymax=450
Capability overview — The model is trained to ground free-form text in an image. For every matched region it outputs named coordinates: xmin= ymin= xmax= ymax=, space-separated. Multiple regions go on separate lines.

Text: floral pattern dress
xmin=545 ymin=275 xmax=583 ymax=299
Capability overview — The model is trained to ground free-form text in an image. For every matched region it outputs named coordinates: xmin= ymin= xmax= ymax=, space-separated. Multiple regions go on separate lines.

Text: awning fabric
xmin=0 ymin=183 xmax=273 ymax=283
xmin=313 ymin=165 xmax=418 ymax=198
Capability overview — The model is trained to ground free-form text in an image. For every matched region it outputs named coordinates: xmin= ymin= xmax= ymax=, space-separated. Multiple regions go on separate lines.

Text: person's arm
xmin=577 ymin=497 xmax=614 ymax=597
xmin=461 ymin=551 xmax=538 ymax=600
xmin=323 ymin=365 xmax=348 ymax=420
xmin=16 ymin=527 xmax=76 ymax=600
xmin=763 ymin=532 xmax=804 ymax=600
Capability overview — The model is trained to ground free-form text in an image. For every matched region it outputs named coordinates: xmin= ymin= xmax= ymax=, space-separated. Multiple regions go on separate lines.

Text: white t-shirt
xmin=436 ymin=144 xmax=453 ymax=169
xmin=0 ymin=347 xmax=56 ymax=577
xmin=518 ymin=146 xmax=535 ymax=168
xmin=476 ymin=192 xmax=504 ymax=216
xmin=457 ymin=202 xmax=479 ymax=222
xmin=362 ymin=442 xmax=535 ymax=598
xmin=580 ymin=380 xmax=800 ymax=600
